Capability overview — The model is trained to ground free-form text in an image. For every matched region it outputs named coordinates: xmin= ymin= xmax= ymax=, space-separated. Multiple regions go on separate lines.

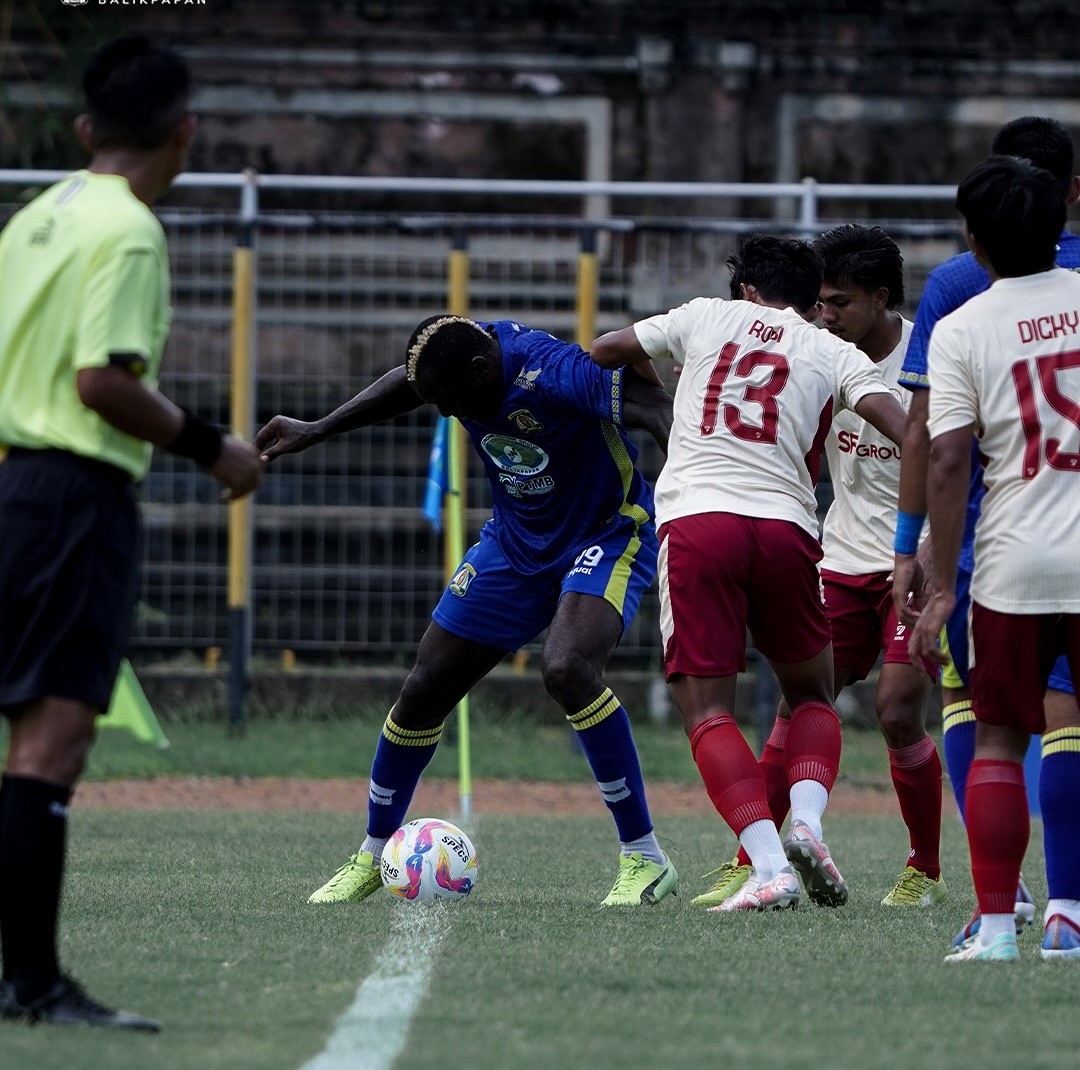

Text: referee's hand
xmin=210 ymin=435 xmax=264 ymax=500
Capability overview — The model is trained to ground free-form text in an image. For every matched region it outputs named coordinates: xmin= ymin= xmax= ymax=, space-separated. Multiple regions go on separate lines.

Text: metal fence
xmin=0 ymin=171 xmax=968 ymax=670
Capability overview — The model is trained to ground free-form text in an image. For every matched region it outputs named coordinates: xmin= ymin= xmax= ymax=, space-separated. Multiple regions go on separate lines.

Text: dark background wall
xmin=3 ymin=0 xmax=1080 ymax=202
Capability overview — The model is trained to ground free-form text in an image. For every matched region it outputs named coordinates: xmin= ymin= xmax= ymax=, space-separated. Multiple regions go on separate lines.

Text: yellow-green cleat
xmin=307 ymin=850 xmax=383 ymax=904
xmin=881 ymin=866 xmax=947 ymax=908
xmin=600 ymin=851 xmax=679 ymax=907
xmin=691 ymin=856 xmax=753 ymax=908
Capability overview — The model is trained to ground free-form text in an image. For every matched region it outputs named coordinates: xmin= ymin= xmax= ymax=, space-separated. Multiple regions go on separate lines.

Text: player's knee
xmin=1044 ymin=687 xmax=1080 ymax=733
xmin=540 ymin=648 xmax=601 ymax=708
xmin=7 ymin=730 xmax=92 ymax=786
xmin=394 ymin=666 xmax=457 ymax=729
xmin=875 ymin=698 xmax=923 ymax=746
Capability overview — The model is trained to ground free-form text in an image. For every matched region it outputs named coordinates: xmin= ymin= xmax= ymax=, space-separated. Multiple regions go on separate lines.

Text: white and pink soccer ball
xmin=380 ymin=818 xmax=478 ymax=902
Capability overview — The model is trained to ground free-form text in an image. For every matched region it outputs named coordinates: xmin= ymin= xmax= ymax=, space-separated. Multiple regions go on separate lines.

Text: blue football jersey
xmin=900 ymin=231 xmax=1080 ymax=568
xmin=460 ymin=321 xmax=654 ymax=577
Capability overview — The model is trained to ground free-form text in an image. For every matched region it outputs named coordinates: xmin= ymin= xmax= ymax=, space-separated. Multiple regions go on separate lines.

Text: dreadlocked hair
xmin=405 ymin=315 xmax=492 ymax=383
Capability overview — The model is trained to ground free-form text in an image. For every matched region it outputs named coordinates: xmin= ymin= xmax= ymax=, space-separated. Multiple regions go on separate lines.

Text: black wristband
xmin=165 ymin=411 xmax=225 ymax=468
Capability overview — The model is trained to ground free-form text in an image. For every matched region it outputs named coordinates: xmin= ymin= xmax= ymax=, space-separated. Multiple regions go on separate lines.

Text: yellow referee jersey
xmin=0 ymin=170 xmax=171 ymax=480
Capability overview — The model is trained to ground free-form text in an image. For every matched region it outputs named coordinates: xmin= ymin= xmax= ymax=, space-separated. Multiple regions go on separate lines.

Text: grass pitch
xmin=1 ymin=808 xmax=1077 ymax=1070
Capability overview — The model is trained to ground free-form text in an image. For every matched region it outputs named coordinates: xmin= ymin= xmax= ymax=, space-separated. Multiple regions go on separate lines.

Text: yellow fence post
xmin=576 ymin=226 xmax=599 ymax=350
xmin=446 ymin=227 xmax=473 ymax=820
xmin=227 ymin=168 xmax=258 ymax=734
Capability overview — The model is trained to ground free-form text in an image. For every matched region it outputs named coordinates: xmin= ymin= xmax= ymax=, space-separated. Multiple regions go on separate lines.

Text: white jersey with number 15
xmin=634 ymin=297 xmax=893 ymax=535
xmin=927 ymin=267 xmax=1080 ymax=612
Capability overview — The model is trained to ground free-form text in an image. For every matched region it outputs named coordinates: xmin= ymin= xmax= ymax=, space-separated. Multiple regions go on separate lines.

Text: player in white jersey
xmin=692 ymin=226 xmax=944 ymax=911
xmin=910 ymin=156 xmax=1080 ymax=962
xmin=592 ymin=235 xmax=908 ymax=911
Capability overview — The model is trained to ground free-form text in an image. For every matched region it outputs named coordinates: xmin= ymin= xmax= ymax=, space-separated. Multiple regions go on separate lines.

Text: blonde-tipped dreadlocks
xmin=406 ymin=315 xmax=490 ymax=382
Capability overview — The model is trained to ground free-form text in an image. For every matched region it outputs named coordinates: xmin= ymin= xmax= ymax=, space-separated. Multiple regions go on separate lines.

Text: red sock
xmin=965 ymin=759 xmax=1029 ymax=916
xmin=736 ymin=717 xmax=789 ymax=867
xmin=785 ymin=700 xmax=841 ymax=792
xmin=689 ymin=713 xmax=772 ymax=836
xmin=887 ymin=735 xmax=942 ymax=880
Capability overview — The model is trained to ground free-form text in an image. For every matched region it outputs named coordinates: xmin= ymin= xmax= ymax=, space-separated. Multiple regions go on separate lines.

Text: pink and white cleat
xmin=709 ymin=868 xmax=800 ymax=912
xmin=783 ymin=820 xmax=848 ymax=907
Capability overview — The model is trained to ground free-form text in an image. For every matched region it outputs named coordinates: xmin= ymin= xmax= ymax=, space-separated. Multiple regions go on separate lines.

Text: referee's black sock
xmin=0 ymin=773 xmax=71 ymax=1003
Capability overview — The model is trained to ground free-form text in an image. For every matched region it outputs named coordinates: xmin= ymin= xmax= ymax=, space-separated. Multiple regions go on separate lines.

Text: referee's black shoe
xmin=0 ymin=976 xmax=160 ymax=1032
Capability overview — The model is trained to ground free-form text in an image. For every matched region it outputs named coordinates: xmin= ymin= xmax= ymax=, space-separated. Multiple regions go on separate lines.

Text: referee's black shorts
xmin=0 ymin=447 xmax=141 ymax=717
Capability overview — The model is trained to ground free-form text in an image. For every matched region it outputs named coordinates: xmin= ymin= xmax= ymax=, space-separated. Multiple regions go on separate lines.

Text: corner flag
xmin=99 ymin=659 xmax=170 ymax=749
xmin=422 ymin=415 xmax=449 ymax=531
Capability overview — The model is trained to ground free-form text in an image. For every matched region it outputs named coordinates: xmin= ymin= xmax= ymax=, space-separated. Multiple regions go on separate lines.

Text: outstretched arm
xmin=77 ymin=364 xmax=263 ymax=500
xmin=621 ymin=372 xmax=673 ymax=455
xmin=590 ymin=327 xmax=664 ymax=387
xmin=255 ymin=365 xmax=424 ymax=461
xmin=852 ymin=390 xmax=908 ymax=446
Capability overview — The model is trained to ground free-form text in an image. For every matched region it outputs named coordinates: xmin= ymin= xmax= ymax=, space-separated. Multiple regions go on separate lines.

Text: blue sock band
xmin=942 ymin=700 xmax=977 ymax=822
xmin=1041 ymin=729 xmax=1080 ymax=899
xmin=366 ymin=711 xmax=442 ymax=838
xmin=567 ymin=688 xmax=653 ymax=843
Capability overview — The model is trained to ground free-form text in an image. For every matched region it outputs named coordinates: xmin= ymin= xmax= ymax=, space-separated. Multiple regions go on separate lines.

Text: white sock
xmin=738 ymin=819 xmax=789 ymax=882
xmin=361 ymin=835 xmax=388 ymax=863
xmin=790 ymin=779 xmax=829 ymax=839
xmin=621 ymin=832 xmax=664 ymax=863
xmin=979 ymin=913 xmax=1015 ymax=944
xmin=1045 ymin=898 xmax=1080 ymax=924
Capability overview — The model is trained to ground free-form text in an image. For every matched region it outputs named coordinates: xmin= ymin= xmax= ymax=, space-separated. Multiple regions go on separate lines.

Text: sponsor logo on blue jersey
xmin=513 ymin=367 xmax=542 ymax=391
xmin=481 ymin=434 xmax=549 ymax=476
xmin=482 ymin=434 xmax=555 ymax=499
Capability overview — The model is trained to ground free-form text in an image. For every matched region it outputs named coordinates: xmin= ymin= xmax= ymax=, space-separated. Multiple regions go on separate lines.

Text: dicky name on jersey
xmin=1017 ymin=309 xmax=1080 ymax=344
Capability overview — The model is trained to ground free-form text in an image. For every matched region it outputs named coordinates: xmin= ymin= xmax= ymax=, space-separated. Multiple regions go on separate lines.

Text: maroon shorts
xmin=658 ymin=512 xmax=831 ymax=679
xmin=823 ymin=568 xmax=932 ymax=684
xmin=970 ymin=602 xmax=1080 ymax=734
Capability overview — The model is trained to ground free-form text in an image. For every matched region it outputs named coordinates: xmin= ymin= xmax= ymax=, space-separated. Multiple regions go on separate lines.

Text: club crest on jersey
xmin=508 ymin=408 xmax=544 ymax=434
xmin=448 ymin=563 xmax=477 ymax=597
xmin=513 ymin=367 xmax=543 ymax=391
xmin=481 ymin=434 xmax=549 ymax=477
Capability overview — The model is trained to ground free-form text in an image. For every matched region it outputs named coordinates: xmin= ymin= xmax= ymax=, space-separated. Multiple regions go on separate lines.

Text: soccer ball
xmin=380 ymin=817 xmax=478 ymax=902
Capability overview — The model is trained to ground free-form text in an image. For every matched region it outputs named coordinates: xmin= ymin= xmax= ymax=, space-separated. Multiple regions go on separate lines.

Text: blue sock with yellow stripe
xmin=366 ymin=710 xmax=443 ymax=838
xmin=567 ymin=688 xmax=654 ymax=846
xmin=1041 ymin=727 xmax=1080 ymax=898
xmin=942 ymin=699 xmax=977 ymax=821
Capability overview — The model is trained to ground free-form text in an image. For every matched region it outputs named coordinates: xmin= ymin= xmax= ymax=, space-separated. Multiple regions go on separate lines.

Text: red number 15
xmin=1011 ymin=349 xmax=1080 ymax=478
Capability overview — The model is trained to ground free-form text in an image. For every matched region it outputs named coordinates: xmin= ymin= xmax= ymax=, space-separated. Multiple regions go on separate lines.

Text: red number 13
xmin=700 ymin=342 xmax=791 ymax=444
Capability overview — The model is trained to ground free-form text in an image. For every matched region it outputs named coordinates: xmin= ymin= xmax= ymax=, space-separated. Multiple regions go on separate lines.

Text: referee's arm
xmin=76 ymin=363 xmax=184 ymax=446
xmin=77 ymin=363 xmax=262 ymax=499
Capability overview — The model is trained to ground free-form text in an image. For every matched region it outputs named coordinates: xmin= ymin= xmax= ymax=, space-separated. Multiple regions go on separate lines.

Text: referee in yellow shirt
xmin=0 ymin=36 xmax=262 ymax=1031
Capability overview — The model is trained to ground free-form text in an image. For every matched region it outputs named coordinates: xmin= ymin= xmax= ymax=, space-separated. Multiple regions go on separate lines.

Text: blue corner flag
xmin=423 ymin=415 xmax=449 ymax=531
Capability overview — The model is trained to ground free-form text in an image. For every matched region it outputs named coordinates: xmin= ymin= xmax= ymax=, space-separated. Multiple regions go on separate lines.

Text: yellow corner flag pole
xmin=99 ymin=659 xmax=170 ymax=749
xmin=447 ymin=228 xmax=472 ymax=820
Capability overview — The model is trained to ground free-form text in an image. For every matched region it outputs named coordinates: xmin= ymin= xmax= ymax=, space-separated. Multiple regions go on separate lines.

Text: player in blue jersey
xmin=892 ymin=116 xmax=1080 ymax=948
xmin=256 ymin=314 xmax=679 ymax=907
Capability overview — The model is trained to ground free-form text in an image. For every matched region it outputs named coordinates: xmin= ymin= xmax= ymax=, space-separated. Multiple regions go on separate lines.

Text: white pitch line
xmin=300 ymin=905 xmax=450 ymax=1070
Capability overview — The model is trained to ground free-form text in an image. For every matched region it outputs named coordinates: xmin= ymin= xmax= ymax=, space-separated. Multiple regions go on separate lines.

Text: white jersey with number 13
xmin=634 ymin=297 xmax=892 ymax=535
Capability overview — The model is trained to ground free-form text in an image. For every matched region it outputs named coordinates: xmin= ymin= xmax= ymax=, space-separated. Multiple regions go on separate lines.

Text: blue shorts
xmin=943 ymin=560 xmax=973 ymax=688
xmin=1049 ymin=655 xmax=1075 ymax=695
xmin=944 ymin=558 xmax=1074 ymax=696
xmin=432 ymin=518 xmax=658 ymax=650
